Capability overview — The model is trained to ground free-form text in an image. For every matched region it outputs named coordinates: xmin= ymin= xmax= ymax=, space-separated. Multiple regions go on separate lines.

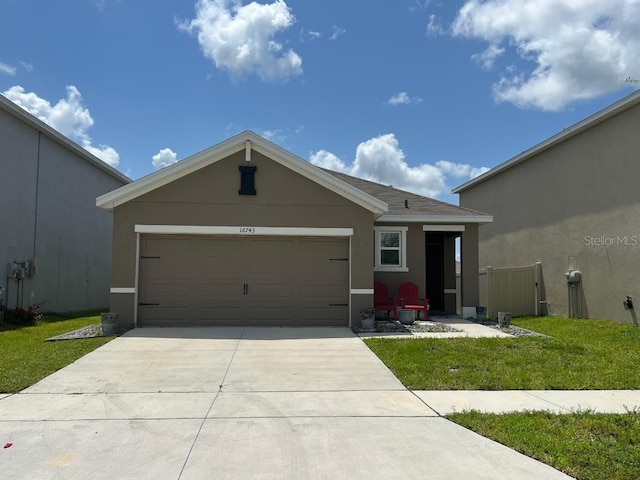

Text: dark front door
xmin=425 ymin=232 xmax=444 ymax=312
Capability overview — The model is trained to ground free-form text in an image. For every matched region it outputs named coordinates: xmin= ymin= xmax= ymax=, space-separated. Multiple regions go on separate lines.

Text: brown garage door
xmin=137 ymin=235 xmax=349 ymax=327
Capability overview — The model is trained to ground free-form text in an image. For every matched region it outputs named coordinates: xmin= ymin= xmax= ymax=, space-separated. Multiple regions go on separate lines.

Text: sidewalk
xmin=360 ymin=317 xmax=640 ymax=415
xmin=413 ymin=390 xmax=640 ymax=415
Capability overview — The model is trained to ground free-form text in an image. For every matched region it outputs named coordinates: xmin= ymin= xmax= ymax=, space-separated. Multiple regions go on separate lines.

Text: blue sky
xmin=1 ymin=0 xmax=638 ymax=205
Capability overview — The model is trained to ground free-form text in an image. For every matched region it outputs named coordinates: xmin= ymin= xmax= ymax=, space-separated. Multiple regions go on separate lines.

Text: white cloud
xmin=19 ymin=61 xmax=34 ymax=73
xmin=309 ymin=150 xmax=347 ymax=172
xmin=3 ymin=85 xmax=120 ymax=167
xmin=179 ymin=0 xmax=302 ymax=81
xmin=436 ymin=160 xmax=490 ymax=179
xmin=311 ymin=134 xmax=490 ymax=198
xmin=84 ymin=144 xmax=121 ymax=168
xmin=152 ymin=148 xmax=178 ymax=169
xmin=410 ymin=0 xmax=431 ymax=14
xmin=329 ymin=25 xmax=346 ymax=40
xmin=452 ymin=0 xmax=640 ymax=110
xmin=471 ymin=43 xmax=505 ymax=70
xmin=426 ymin=14 xmax=446 ymax=37
xmin=311 ymin=134 xmax=445 ymax=198
xmin=388 ymin=91 xmax=423 ymax=106
xmin=0 ymin=61 xmax=16 ymax=76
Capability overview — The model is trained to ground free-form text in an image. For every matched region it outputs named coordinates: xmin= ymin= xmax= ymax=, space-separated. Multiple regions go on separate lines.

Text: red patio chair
xmin=398 ymin=282 xmax=429 ymax=320
xmin=374 ymin=281 xmax=397 ymax=320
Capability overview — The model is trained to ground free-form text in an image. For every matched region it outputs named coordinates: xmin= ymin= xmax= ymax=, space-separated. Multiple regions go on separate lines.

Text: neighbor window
xmin=374 ymin=226 xmax=408 ymax=272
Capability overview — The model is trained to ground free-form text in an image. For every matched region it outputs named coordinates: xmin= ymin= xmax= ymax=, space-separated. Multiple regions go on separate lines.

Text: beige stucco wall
xmin=460 ymin=224 xmax=480 ymax=310
xmin=374 ymin=224 xmax=426 ymax=300
xmin=110 ymin=150 xmax=375 ymax=328
xmin=374 ymin=225 xmax=463 ymax=314
xmin=459 ymin=101 xmax=640 ymax=323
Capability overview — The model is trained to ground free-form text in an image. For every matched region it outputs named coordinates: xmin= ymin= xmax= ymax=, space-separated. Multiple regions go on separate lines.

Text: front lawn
xmin=364 ymin=316 xmax=640 ymax=390
xmin=365 ymin=316 xmax=640 ymax=479
xmin=449 ymin=410 xmax=640 ymax=480
xmin=0 ymin=310 xmax=114 ymax=393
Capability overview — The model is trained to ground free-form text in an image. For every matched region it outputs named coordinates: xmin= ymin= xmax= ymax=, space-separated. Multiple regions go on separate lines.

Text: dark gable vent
xmin=239 ymin=166 xmax=257 ymax=195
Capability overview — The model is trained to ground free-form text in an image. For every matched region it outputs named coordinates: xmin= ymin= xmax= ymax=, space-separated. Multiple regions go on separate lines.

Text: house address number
xmin=239 ymin=227 xmax=256 ymax=234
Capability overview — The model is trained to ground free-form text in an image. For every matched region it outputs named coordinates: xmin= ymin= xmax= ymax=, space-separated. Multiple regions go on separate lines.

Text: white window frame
xmin=374 ymin=226 xmax=408 ymax=272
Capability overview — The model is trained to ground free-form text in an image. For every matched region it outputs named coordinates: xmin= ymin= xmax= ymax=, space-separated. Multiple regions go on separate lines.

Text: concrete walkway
xmin=0 ymin=327 xmax=572 ymax=479
xmin=360 ymin=317 xmax=640 ymax=414
xmin=359 ymin=315 xmax=513 ymax=339
xmin=414 ymin=390 xmax=640 ymax=415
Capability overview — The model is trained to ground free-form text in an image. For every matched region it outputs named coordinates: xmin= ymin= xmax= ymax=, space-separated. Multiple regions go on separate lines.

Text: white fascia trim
xmin=134 ymin=225 xmax=354 ymax=237
xmin=97 ymin=131 xmax=388 ymax=215
xmin=423 ymin=224 xmax=466 ymax=232
xmin=376 ymin=214 xmax=493 ymax=224
xmin=452 ymin=90 xmax=640 ymax=194
xmin=351 ymin=289 xmax=374 ymax=295
xmin=110 ymin=287 xmax=135 ymax=294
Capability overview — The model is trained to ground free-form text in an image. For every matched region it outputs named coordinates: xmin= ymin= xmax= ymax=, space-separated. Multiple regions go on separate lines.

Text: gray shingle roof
xmin=325 ymin=169 xmax=489 ymax=219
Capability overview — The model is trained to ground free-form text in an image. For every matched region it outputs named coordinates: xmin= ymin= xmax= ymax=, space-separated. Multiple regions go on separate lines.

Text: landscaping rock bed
xmin=473 ymin=319 xmax=549 ymax=337
xmin=356 ymin=319 xmax=462 ymax=334
xmin=45 ymin=324 xmax=108 ymax=341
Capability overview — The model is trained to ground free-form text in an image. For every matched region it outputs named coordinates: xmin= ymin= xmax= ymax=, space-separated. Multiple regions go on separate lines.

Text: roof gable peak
xmin=97 ymin=130 xmax=387 ymax=215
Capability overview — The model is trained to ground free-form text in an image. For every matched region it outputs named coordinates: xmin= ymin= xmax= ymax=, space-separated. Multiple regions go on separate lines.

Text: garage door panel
xmin=195 ymin=238 xmax=243 ymax=254
xmin=138 ymin=235 xmax=349 ymax=327
xmin=295 ymin=259 xmax=347 ymax=274
xmin=249 ymin=284 xmax=294 ymax=297
xmin=246 ymin=238 xmax=296 ymax=255
xmin=191 ymin=308 xmax=243 ymax=321
xmin=299 ymin=239 xmax=347 ymax=255
xmin=299 ymin=285 xmax=345 ymax=298
xmin=252 ymin=307 xmax=294 ymax=322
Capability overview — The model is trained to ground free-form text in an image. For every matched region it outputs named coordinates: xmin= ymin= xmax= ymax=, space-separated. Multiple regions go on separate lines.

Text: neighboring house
xmin=0 ymin=94 xmax=129 ymax=313
xmin=454 ymin=89 xmax=640 ymax=323
xmin=97 ymin=131 xmax=492 ymax=329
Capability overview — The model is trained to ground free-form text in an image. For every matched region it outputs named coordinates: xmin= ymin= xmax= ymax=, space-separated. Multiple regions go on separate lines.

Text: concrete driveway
xmin=0 ymin=327 xmax=571 ymax=479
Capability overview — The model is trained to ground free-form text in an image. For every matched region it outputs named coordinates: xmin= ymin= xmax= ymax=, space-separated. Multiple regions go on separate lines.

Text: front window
xmin=380 ymin=232 xmax=401 ymax=266
xmin=374 ymin=227 xmax=408 ymax=271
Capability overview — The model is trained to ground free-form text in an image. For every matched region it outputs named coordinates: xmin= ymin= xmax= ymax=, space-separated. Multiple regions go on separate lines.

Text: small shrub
xmin=4 ymin=304 xmax=44 ymax=326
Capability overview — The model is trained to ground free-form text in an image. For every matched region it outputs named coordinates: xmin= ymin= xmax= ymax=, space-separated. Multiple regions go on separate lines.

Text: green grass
xmin=365 ymin=316 xmax=640 ymax=478
xmin=364 ymin=316 xmax=640 ymax=390
xmin=0 ymin=310 xmax=114 ymax=393
xmin=448 ymin=410 xmax=640 ymax=480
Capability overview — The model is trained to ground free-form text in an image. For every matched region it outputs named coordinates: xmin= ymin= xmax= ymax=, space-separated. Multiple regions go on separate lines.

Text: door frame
xmin=133 ymin=225 xmax=354 ymax=327
xmin=422 ymin=225 xmax=466 ymax=314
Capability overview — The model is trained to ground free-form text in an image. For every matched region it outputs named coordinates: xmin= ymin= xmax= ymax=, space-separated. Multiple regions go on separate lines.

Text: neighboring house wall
xmin=110 ymin=150 xmax=374 ymax=328
xmin=459 ymin=99 xmax=640 ymax=323
xmin=0 ymin=101 xmax=127 ymax=312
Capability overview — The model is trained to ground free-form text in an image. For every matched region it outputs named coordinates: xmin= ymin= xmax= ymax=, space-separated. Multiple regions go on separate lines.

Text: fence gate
xmin=479 ymin=263 xmax=541 ymax=319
